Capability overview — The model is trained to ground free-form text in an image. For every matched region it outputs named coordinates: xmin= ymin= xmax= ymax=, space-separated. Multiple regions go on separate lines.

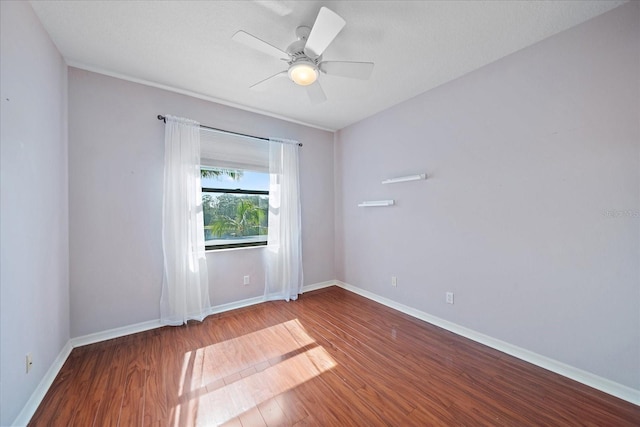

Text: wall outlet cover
xmin=446 ymin=292 xmax=454 ymax=304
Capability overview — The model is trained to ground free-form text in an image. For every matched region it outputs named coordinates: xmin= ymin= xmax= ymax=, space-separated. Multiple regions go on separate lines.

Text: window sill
xmin=205 ymin=237 xmax=267 ymax=251
xmin=205 ymin=244 xmax=267 ymax=253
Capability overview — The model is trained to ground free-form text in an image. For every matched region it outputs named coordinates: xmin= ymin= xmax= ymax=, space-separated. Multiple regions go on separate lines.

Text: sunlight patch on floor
xmin=170 ymin=318 xmax=336 ymax=426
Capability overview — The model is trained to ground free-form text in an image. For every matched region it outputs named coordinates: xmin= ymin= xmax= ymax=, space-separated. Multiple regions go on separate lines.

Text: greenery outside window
xmin=202 ymin=167 xmax=269 ymax=250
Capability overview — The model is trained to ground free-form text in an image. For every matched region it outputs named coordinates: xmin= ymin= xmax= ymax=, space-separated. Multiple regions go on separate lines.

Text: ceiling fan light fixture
xmin=288 ymin=61 xmax=318 ymax=86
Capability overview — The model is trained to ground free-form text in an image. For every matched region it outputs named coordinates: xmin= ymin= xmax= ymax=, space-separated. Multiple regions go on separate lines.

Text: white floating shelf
xmin=382 ymin=174 xmax=426 ymax=184
xmin=358 ymin=200 xmax=395 ymax=207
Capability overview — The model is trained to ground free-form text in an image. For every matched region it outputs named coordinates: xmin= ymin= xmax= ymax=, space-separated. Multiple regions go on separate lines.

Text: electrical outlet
xmin=391 ymin=276 xmax=397 ymax=287
xmin=446 ymin=292 xmax=454 ymax=304
xmin=26 ymin=353 xmax=33 ymax=373
xmin=243 ymin=275 xmax=250 ymax=286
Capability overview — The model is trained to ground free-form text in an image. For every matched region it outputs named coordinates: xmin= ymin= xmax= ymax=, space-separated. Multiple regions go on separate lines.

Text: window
xmin=202 ymin=167 xmax=269 ymax=250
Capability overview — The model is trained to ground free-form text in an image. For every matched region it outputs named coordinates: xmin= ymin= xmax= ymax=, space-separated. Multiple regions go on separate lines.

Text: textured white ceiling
xmin=30 ymin=0 xmax=625 ymax=131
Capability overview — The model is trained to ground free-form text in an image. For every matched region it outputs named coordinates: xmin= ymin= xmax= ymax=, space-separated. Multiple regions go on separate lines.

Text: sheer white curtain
xmin=264 ymin=138 xmax=303 ymax=301
xmin=161 ymin=115 xmax=211 ymax=325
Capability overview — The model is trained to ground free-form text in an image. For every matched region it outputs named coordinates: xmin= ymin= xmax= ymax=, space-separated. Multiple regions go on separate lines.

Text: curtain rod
xmin=157 ymin=115 xmax=302 ymax=147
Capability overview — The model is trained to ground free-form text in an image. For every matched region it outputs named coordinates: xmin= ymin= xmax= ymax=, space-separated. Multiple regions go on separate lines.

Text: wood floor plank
xmin=93 ymin=339 xmax=132 ymax=426
xmin=276 ymin=300 xmax=423 ymax=423
xmin=284 ymin=294 xmax=464 ymax=409
xmin=118 ymin=333 xmax=149 ymax=427
xmin=271 ymin=390 xmax=310 ymax=425
xmin=29 ymin=286 xmax=640 ymax=426
xmin=143 ymin=331 xmax=169 ymax=426
xmin=257 ymin=397 xmax=288 ymax=426
xmin=238 ymin=406 xmax=267 ymax=426
xmin=71 ymin=344 xmax=114 ymax=427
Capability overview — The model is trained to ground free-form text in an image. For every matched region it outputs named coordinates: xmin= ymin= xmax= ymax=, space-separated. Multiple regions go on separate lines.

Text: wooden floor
xmin=30 ymin=287 xmax=639 ymax=426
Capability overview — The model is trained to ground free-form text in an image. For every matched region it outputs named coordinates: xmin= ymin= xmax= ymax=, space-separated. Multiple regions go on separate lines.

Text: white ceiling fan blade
xmin=232 ymin=30 xmax=288 ymax=59
xmin=319 ymin=61 xmax=374 ymax=80
xmin=303 ymin=7 xmax=346 ymax=58
xmin=306 ymin=81 xmax=327 ymax=104
xmin=250 ymin=71 xmax=288 ymax=91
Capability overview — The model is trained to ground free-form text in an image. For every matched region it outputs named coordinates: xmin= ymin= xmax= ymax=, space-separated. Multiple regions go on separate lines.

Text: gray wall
xmin=335 ymin=2 xmax=639 ymax=389
xmin=0 ymin=1 xmax=70 ymax=424
xmin=68 ymin=69 xmax=335 ymax=337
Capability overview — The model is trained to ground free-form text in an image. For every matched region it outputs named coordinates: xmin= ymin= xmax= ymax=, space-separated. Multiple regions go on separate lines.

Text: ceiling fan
xmin=232 ymin=7 xmax=374 ymax=104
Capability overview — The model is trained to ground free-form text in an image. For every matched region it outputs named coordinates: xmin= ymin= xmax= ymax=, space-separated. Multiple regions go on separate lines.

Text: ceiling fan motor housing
xmin=287 ymin=26 xmax=319 ymax=61
xmin=286 ymin=26 xmax=320 ymax=85
xmin=295 ymin=25 xmax=311 ymax=41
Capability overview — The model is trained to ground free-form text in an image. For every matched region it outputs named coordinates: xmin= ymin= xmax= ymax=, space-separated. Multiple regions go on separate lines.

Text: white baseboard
xmin=70 ymin=294 xmax=276 ymax=348
xmin=11 ymin=292 xmax=265 ymax=425
xmin=12 ymin=281 xmax=330 ymax=425
xmin=333 ymin=280 xmax=640 ymax=406
xmin=67 ymin=281 xmax=334 ymax=349
xmin=206 ymin=295 xmax=266 ymax=315
xmin=12 ymin=340 xmax=73 ymax=427
xmin=17 ymin=278 xmax=636 ymax=427
xmin=71 ymin=319 xmax=164 ymax=348
xmin=302 ymin=280 xmax=335 ymax=293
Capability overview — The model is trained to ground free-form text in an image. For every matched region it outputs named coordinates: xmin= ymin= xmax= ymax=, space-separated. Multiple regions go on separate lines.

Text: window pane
xmin=201 ymin=168 xmax=270 ymax=249
xmin=203 ymin=192 xmax=269 ymax=246
xmin=201 ymin=167 xmax=269 ymax=191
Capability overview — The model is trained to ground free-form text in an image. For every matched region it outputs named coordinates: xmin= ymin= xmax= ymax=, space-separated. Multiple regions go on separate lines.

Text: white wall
xmin=0 ymin=1 xmax=70 ymax=424
xmin=335 ymin=2 xmax=639 ymax=390
xmin=68 ymin=69 xmax=335 ymax=337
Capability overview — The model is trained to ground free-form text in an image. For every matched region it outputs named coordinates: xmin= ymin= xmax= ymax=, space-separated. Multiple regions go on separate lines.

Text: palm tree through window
xmin=201 ymin=167 xmax=269 ymax=250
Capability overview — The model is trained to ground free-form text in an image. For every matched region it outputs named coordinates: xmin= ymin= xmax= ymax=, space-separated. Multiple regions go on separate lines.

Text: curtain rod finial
xmin=157 ymin=115 xmax=165 ymax=122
